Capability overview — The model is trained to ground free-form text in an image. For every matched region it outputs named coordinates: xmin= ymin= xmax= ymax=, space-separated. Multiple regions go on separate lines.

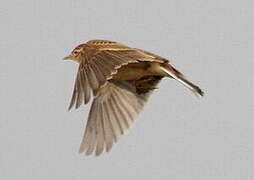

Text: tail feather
xmin=160 ymin=64 xmax=204 ymax=97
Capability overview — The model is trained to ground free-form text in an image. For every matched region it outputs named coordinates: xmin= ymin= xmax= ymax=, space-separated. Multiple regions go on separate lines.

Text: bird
xmin=64 ymin=40 xmax=204 ymax=156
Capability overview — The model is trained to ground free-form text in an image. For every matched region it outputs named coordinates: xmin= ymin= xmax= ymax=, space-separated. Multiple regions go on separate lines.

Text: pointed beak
xmin=63 ymin=55 xmax=70 ymax=60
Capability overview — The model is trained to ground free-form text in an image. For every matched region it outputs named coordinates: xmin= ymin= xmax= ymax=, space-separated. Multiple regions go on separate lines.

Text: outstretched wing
xmin=79 ymin=76 xmax=162 ymax=156
xmin=68 ymin=40 xmax=168 ymax=110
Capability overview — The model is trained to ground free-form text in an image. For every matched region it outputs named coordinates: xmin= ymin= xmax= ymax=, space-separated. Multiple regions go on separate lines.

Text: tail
xmin=160 ymin=64 xmax=204 ymax=97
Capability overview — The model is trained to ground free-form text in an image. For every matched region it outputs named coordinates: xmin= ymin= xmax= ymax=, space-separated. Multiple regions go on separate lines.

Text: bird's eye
xmin=73 ymin=51 xmax=78 ymax=54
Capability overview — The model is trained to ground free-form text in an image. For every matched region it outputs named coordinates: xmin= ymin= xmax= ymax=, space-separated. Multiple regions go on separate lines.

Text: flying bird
xmin=64 ymin=40 xmax=204 ymax=156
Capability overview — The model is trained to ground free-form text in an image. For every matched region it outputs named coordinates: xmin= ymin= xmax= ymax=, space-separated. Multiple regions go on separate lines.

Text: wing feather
xmin=108 ymin=99 xmax=124 ymax=136
xmin=86 ymin=66 xmax=99 ymax=90
xmin=79 ymin=70 xmax=91 ymax=104
xmin=79 ymin=100 xmax=97 ymax=155
xmin=75 ymin=74 xmax=84 ymax=109
xmin=68 ymin=78 xmax=77 ymax=110
xmin=79 ymin=81 xmax=156 ymax=155
xmin=95 ymin=104 xmax=104 ymax=156
xmin=89 ymin=62 xmax=106 ymax=85
xmin=113 ymin=88 xmax=134 ymax=126
xmin=101 ymin=103 xmax=114 ymax=152
xmin=104 ymin=100 xmax=119 ymax=142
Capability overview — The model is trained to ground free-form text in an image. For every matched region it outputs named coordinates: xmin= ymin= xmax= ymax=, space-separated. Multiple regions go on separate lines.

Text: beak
xmin=63 ymin=55 xmax=71 ymax=60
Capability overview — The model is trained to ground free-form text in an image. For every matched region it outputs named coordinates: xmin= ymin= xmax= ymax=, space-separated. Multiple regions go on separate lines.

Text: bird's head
xmin=64 ymin=44 xmax=85 ymax=62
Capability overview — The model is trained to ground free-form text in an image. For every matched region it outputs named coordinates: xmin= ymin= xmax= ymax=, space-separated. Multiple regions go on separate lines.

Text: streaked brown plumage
xmin=64 ymin=40 xmax=204 ymax=156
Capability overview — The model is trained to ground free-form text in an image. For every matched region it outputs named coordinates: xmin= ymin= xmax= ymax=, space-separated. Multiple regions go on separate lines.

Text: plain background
xmin=1 ymin=0 xmax=254 ymax=179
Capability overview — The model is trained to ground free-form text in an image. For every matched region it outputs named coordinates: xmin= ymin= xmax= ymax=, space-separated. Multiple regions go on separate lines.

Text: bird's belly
xmin=112 ymin=62 xmax=166 ymax=81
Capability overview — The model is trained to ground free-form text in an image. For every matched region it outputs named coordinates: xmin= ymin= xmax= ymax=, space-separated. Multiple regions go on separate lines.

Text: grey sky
xmin=1 ymin=0 xmax=254 ymax=179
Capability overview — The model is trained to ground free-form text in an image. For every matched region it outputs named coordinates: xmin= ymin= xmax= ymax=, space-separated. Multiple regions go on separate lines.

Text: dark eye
xmin=73 ymin=51 xmax=78 ymax=54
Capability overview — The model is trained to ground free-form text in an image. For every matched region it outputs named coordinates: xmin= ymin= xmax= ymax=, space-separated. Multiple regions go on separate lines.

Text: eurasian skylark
xmin=64 ymin=40 xmax=204 ymax=156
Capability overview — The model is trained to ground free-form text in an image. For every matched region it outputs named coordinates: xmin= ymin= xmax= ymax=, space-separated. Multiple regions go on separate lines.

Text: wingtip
xmin=68 ymin=105 xmax=73 ymax=111
xmin=78 ymin=148 xmax=84 ymax=154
